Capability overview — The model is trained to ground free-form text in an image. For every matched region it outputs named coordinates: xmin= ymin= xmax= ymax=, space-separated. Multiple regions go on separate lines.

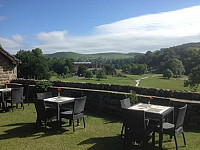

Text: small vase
xmin=58 ymin=91 xmax=60 ymax=98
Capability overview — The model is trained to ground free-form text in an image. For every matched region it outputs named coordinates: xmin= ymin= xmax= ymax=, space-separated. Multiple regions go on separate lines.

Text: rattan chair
xmin=122 ymin=108 xmax=154 ymax=149
xmin=153 ymin=104 xmax=187 ymax=150
xmin=34 ymin=99 xmax=57 ymax=129
xmin=60 ymin=96 xmax=87 ymax=132
xmin=6 ymin=87 xmax=24 ymax=112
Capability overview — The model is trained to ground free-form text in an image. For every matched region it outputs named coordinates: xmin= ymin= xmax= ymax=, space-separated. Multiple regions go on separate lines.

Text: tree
xmin=104 ymin=65 xmax=116 ymax=75
xmin=96 ymin=69 xmax=106 ymax=80
xmin=163 ymin=69 xmax=173 ymax=79
xmin=85 ymin=70 xmax=93 ymax=79
xmin=168 ymin=58 xmax=185 ymax=77
xmin=184 ymin=65 xmax=200 ymax=91
xmin=15 ymin=48 xmax=50 ymax=80
xmin=77 ymin=65 xmax=87 ymax=77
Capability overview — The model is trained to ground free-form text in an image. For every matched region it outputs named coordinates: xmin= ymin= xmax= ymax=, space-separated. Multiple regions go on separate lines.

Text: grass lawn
xmin=1 ymin=104 xmax=200 ymax=150
xmin=51 ymin=75 xmax=137 ymax=86
xmin=50 ymin=74 xmax=200 ymax=92
xmin=139 ymin=75 xmax=200 ymax=92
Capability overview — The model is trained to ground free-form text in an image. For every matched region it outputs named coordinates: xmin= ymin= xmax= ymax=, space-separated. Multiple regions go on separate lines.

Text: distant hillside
xmin=44 ymin=52 xmax=143 ymax=60
xmin=134 ymin=42 xmax=200 ymax=75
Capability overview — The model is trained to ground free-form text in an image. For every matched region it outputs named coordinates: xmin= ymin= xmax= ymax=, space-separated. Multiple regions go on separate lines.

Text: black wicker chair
xmin=60 ymin=96 xmax=87 ymax=132
xmin=120 ymin=98 xmax=131 ymax=138
xmin=122 ymin=108 xmax=154 ymax=149
xmin=6 ymin=87 xmax=24 ymax=112
xmin=153 ymin=104 xmax=187 ymax=150
xmin=22 ymin=84 xmax=29 ymax=105
xmin=34 ymin=99 xmax=57 ymax=129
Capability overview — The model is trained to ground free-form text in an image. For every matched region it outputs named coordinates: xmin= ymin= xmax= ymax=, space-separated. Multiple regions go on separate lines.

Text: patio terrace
xmin=1 ymin=103 xmax=200 ymax=150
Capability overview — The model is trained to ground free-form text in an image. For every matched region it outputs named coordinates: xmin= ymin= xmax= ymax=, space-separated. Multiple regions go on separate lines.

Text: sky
xmin=0 ymin=0 xmax=200 ymax=54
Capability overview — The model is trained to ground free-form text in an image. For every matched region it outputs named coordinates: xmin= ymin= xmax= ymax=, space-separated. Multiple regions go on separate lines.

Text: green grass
xmin=139 ymin=74 xmax=200 ymax=92
xmin=1 ymin=104 xmax=200 ymax=150
xmin=51 ymin=75 xmax=137 ymax=86
xmin=51 ymin=74 xmax=200 ymax=92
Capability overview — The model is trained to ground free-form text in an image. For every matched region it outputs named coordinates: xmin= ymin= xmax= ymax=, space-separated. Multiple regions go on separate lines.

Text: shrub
xmin=35 ymin=80 xmax=52 ymax=92
xmin=129 ymin=90 xmax=139 ymax=105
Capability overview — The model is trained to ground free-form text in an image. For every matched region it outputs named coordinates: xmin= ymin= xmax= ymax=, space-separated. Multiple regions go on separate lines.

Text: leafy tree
xmin=104 ymin=65 xmax=116 ymax=75
xmin=163 ymin=69 xmax=173 ymax=79
xmin=77 ymin=65 xmax=87 ymax=77
xmin=15 ymin=48 xmax=50 ymax=80
xmin=96 ymin=69 xmax=106 ymax=80
xmin=131 ymin=64 xmax=147 ymax=75
xmin=168 ymin=58 xmax=185 ymax=77
xmin=85 ymin=70 xmax=93 ymax=79
xmin=49 ymin=58 xmax=74 ymax=75
xmin=184 ymin=65 xmax=200 ymax=91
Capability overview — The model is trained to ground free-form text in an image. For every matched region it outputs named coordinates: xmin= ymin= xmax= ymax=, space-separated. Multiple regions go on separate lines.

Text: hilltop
xmin=44 ymin=52 xmax=143 ymax=60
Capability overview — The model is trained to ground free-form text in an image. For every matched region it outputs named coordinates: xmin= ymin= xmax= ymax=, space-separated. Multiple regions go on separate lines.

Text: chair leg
xmin=83 ymin=117 xmax=86 ymax=128
xmin=22 ymin=103 xmax=24 ymax=109
xmin=152 ymin=131 xmax=155 ymax=145
xmin=121 ymin=124 xmax=124 ymax=139
xmin=174 ymin=136 xmax=178 ymax=150
xmin=72 ymin=120 xmax=75 ymax=133
xmin=182 ymin=132 xmax=186 ymax=146
xmin=11 ymin=103 xmax=13 ymax=112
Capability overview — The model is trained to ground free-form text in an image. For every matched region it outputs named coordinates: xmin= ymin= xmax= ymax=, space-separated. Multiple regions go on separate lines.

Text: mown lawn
xmin=50 ymin=74 xmax=200 ymax=92
xmin=1 ymin=104 xmax=200 ymax=150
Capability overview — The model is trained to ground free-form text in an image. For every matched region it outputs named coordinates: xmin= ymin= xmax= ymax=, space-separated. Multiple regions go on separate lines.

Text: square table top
xmin=129 ymin=103 xmax=172 ymax=114
xmin=44 ymin=96 xmax=74 ymax=104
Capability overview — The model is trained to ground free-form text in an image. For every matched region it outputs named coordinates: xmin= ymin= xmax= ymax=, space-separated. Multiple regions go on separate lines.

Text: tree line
xmin=15 ymin=42 xmax=200 ymax=91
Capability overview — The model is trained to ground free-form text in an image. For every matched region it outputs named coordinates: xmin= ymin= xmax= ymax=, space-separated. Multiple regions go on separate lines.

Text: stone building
xmin=0 ymin=45 xmax=20 ymax=86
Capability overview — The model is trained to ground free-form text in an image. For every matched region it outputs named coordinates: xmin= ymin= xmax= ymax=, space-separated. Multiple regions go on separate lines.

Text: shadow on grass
xmin=0 ymin=121 xmax=71 ymax=140
xmin=78 ymin=135 xmax=163 ymax=150
xmin=85 ymin=111 xmax=122 ymax=124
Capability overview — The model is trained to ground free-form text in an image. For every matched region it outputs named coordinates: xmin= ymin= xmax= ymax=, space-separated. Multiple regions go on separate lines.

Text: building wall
xmin=0 ymin=53 xmax=17 ymax=86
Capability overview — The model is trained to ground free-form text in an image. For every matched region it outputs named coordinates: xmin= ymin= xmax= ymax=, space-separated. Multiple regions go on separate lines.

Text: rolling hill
xmin=44 ymin=52 xmax=143 ymax=60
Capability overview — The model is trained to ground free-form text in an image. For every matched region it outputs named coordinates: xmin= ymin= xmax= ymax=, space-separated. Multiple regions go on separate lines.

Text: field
xmin=50 ymin=74 xmax=200 ymax=92
xmin=1 ymin=104 xmax=200 ymax=150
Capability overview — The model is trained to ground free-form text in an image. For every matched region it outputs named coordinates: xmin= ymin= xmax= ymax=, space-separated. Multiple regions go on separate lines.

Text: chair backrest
xmin=70 ymin=91 xmax=84 ymax=98
xmin=73 ymin=96 xmax=87 ymax=114
xmin=122 ymin=108 xmax=146 ymax=133
xmin=11 ymin=87 xmax=23 ymax=102
xmin=23 ymin=84 xmax=29 ymax=98
xmin=120 ymin=98 xmax=131 ymax=109
xmin=175 ymin=104 xmax=187 ymax=129
xmin=37 ymin=92 xmax=52 ymax=100
xmin=34 ymin=99 xmax=46 ymax=120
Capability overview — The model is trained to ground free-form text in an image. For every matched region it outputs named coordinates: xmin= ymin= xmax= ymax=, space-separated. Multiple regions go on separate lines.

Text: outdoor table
xmin=129 ymin=103 xmax=174 ymax=150
xmin=0 ymin=88 xmax=12 ymax=111
xmin=44 ymin=96 xmax=75 ymax=126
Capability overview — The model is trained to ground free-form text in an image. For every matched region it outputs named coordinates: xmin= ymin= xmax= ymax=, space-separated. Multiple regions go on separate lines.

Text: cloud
xmin=0 ymin=16 xmax=4 ymax=22
xmin=1 ymin=5 xmax=200 ymax=54
xmin=33 ymin=5 xmax=200 ymax=54
xmin=0 ymin=35 xmax=27 ymax=54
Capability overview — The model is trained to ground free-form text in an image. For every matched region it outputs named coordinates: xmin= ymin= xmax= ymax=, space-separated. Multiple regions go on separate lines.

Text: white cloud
xmin=0 ymin=16 xmax=4 ymax=22
xmin=0 ymin=35 xmax=27 ymax=54
xmin=1 ymin=5 xmax=200 ymax=54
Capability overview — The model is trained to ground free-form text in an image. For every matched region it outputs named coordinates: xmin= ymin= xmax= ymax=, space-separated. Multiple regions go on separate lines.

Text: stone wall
xmin=9 ymin=79 xmax=200 ymax=128
xmin=12 ymin=79 xmax=200 ymax=100
xmin=0 ymin=53 xmax=17 ymax=86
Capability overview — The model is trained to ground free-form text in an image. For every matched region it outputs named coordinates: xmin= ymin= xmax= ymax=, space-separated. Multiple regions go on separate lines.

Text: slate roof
xmin=0 ymin=44 xmax=20 ymax=64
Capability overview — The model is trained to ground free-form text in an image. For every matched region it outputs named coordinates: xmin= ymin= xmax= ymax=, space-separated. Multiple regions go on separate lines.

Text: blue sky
xmin=0 ymin=0 xmax=200 ymax=54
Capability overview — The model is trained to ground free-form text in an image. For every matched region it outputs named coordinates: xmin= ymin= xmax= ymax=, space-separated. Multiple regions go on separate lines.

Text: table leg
xmin=1 ymin=92 xmax=6 ymax=112
xmin=159 ymin=117 xmax=163 ymax=149
xmin=57 ymin=103 xmax=60 ymax=128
